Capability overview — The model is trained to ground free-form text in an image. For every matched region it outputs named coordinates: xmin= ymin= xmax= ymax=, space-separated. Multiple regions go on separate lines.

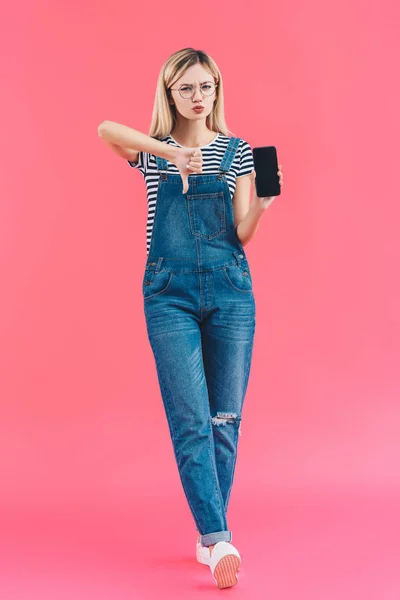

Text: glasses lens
xmin=179 ymin=86 xmax=193 ymax=98
xmin=201 ymin=83 xmax=216 ymax=96
xmin=179 ymin=83 xmax=216 ymax=98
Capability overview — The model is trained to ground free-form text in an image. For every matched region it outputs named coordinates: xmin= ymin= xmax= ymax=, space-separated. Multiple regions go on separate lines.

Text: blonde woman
xmin=98 ymin=47 xmax=283 ymax=589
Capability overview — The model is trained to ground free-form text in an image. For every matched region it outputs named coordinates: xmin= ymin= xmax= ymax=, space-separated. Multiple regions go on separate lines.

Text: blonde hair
xmin=148 ymin=48 xmax=235 ymax=140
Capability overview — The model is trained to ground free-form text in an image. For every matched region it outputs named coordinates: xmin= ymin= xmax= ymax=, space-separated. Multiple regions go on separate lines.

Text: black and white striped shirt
xmin=127 ymin=132 xmax=254 ymax=255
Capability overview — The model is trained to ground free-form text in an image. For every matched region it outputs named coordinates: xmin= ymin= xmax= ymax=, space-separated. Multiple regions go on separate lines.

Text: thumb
xmin=182 ymin=172 xmax=189 ymax=194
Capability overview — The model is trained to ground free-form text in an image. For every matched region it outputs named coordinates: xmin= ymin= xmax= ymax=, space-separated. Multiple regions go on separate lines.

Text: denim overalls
xmin=142 ymin=137 xmax=256 ymax=547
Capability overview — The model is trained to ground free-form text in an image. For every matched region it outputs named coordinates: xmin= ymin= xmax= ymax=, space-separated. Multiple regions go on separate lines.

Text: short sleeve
xmin=236 ymin=139 xmax=254 ymax=178
xmin=127 ymin=151 xmax=149 ymax=175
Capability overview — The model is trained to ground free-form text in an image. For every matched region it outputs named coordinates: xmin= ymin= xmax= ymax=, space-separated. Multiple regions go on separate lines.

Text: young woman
xmin=98 ymin=47 xmax=283 ymax=590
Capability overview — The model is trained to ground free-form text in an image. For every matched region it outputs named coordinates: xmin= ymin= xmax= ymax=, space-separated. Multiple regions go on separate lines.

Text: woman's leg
xmin=145 ymin=298 xmax=232 ymax=547
xmin=200 ymin=280 xmax=256 ymax=512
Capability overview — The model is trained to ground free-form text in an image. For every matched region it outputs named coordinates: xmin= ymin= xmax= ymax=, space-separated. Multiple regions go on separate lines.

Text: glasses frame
xmin=169 ymin=82 xmax=219 ymax=99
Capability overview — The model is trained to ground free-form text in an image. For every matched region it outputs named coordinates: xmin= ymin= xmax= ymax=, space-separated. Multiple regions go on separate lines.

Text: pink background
xmin=1 ymin=1 xmax=399 ymax=598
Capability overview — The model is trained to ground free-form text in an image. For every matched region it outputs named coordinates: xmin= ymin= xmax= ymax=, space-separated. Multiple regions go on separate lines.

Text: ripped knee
xmin=211 ymin=412 xmax=242 ymax=434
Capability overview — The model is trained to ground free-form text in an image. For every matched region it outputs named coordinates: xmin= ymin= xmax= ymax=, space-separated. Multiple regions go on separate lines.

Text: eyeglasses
xmin=169 ymin=82 xmax=218 ymax=99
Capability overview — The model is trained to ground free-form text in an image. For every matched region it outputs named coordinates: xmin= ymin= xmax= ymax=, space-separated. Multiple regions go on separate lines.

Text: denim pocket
xmin=186 ymin=192 xmax=226 ymax=239
xmin=223 ymin=264 xmax=253 ymax=293
xmin=142 ymin=270 xmax=174 ymax=301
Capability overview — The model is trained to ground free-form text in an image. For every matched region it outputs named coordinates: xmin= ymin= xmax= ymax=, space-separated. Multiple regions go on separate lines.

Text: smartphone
xmin=252 ymin=146 xmax=281 ymax=198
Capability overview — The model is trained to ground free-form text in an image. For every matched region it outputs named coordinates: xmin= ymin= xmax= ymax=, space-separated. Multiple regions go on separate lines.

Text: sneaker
xmin=209 ymin=541 xmax=241 ymax=589
xmin=196 ymin=536 xmax=210 ymax=565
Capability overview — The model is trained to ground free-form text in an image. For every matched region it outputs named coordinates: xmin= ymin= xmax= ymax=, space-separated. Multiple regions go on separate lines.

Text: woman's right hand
xmin=170 ymin=147 xmax=203 ymax=194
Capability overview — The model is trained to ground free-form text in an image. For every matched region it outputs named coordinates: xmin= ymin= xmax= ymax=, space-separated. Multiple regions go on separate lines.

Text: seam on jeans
xmin=149 ymin=339 xmax=178 ymax=441
xmin=146 ymin=259 xmax=238 ymax=274
xmin=207 ymin=429 xmax=227 ymax=527
xmin=225 ymin=332 xmax=255 ymax=512
xmin=198 ymin=331 xmax=226 ymax=526
xmin=224 ymin=423 xmax=240 ymax=512
xmin=143 ymin=272 xmax=175 ymax=301
xmin=222 ymin=267 xmax=253 ymax=293
xmin=201 ymin=530 xmax=231 ymax=545
xmin=176 ymin=457 xmax=202 ymax=534
xmin=150 ymin=340 xmax=204 ymax=532
xmin=187 ymin=191 xmax=226 ymax=240
xmin=198 ymin=327 xmax=227 ymax=524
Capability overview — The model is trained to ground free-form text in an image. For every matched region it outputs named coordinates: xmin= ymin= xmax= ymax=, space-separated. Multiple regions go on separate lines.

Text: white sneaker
xmin=209 ymin=541 xmax=241 ymax=589
xmin=196 ymin=536 xmax=210 ymax=565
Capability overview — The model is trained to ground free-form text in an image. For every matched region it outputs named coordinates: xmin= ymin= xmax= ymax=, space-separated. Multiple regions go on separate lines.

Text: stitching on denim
xmin=222 ymin=267 xmax=253 ymax=293
xmin=207 ymin=433 xmax=227 ymax=529
xmin=187 ymin=191 xmax=226 ymax=240
xmin=223 ymin=423 xmax=240 ymax=512
xmin=149 ymin=337 xmax=203 ymax=533
xmin=143 ymin=272 xmax=174 ymax=301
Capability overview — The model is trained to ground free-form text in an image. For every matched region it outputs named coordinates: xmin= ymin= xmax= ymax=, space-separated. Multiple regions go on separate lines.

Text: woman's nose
xmin=192 ymin=85 xmax=203 ymax=100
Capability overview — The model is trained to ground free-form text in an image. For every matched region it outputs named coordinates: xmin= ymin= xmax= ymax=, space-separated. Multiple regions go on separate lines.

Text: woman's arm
xmin=234 ymin=170 xmax=280 ymax=246
xmin=233 ymin=173 xmax=266 ymax=246
xmin=235 ymin=197 xmax=266 ymax=247
xmin=98 ymin=120 xmax=203 ymax=194
xmin=97 ymin=120 xmax=179 ymax=163
xmin=99 ymin=139 xmax=141 ymax=162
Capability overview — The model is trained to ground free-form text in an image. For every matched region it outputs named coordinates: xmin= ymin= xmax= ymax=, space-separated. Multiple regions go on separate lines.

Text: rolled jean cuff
xmin=200 ymin=530 xmax=232 ymax=547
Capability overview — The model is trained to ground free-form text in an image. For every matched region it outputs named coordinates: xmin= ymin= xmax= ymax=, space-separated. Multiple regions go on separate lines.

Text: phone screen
xmin=252 ymin=146 xmax=281 ymax=198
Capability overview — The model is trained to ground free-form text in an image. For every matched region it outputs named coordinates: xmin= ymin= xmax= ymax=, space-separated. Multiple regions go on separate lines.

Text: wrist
xmin=165 ymin=144 xmax=181 ymax=163
xmin=251 ymin=193 xmax=268 ymax=215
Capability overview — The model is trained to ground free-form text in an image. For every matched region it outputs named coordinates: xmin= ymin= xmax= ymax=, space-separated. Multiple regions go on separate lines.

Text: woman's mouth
xmin=192 ymin=106 xmax=204 ymax=113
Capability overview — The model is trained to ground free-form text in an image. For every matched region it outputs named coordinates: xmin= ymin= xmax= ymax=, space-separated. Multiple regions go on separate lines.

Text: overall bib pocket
xmin=142 ymin=270 xmax=174 ymax=301
xmin=186 ymin=192 xmax=226 ymax=240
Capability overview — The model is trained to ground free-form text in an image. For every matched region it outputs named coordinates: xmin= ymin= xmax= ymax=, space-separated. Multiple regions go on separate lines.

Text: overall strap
xmin=218 ymin=137 xmax=241 ymax=179
xmin=155 ymin=136 xmax=241 ymax=180
xmin=156 ymin=153 xmax=169 ymax=179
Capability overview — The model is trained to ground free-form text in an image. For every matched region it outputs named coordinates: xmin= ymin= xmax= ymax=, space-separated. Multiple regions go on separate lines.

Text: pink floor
xmin=1 ymin=486 xmax=399 ymax=599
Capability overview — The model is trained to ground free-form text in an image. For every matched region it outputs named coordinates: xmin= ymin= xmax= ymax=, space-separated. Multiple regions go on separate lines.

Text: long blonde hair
xmin=148 ymin=48 xmax=235 ymax=140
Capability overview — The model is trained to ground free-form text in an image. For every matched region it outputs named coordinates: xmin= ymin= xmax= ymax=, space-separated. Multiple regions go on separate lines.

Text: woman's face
xmin=169 ymin=64 xmax=217 ymax=121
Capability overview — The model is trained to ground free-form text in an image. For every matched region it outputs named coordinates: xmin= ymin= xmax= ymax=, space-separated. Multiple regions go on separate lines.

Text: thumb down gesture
xmin=171 ymin=147 xmax=203 ymax=194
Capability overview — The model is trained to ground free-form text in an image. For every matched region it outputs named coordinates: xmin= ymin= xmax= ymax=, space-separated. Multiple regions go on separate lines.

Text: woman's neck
xmin=170 ymin=124 xmax=216 ymax=148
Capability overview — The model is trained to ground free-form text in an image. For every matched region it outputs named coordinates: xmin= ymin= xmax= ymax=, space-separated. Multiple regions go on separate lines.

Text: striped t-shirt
xmin=127 ymin=132 xmax=254 ymax=255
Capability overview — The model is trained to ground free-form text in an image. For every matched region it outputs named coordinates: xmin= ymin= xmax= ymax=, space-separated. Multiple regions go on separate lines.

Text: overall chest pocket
xmin=186 ymin=192 xmax=226 ymax=239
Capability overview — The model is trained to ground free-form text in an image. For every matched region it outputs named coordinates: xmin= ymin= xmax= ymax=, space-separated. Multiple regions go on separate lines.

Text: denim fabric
xmin=142 ymin=137 xmax=256 ymax=547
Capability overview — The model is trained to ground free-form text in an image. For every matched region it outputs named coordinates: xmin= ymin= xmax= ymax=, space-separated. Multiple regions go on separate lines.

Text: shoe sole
xmin=213 ymin=553 xmax=241 ymax=589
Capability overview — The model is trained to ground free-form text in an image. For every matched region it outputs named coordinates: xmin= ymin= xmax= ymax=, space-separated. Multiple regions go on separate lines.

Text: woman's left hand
xmin=251 ymin=164 xmax=284 ymax=209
